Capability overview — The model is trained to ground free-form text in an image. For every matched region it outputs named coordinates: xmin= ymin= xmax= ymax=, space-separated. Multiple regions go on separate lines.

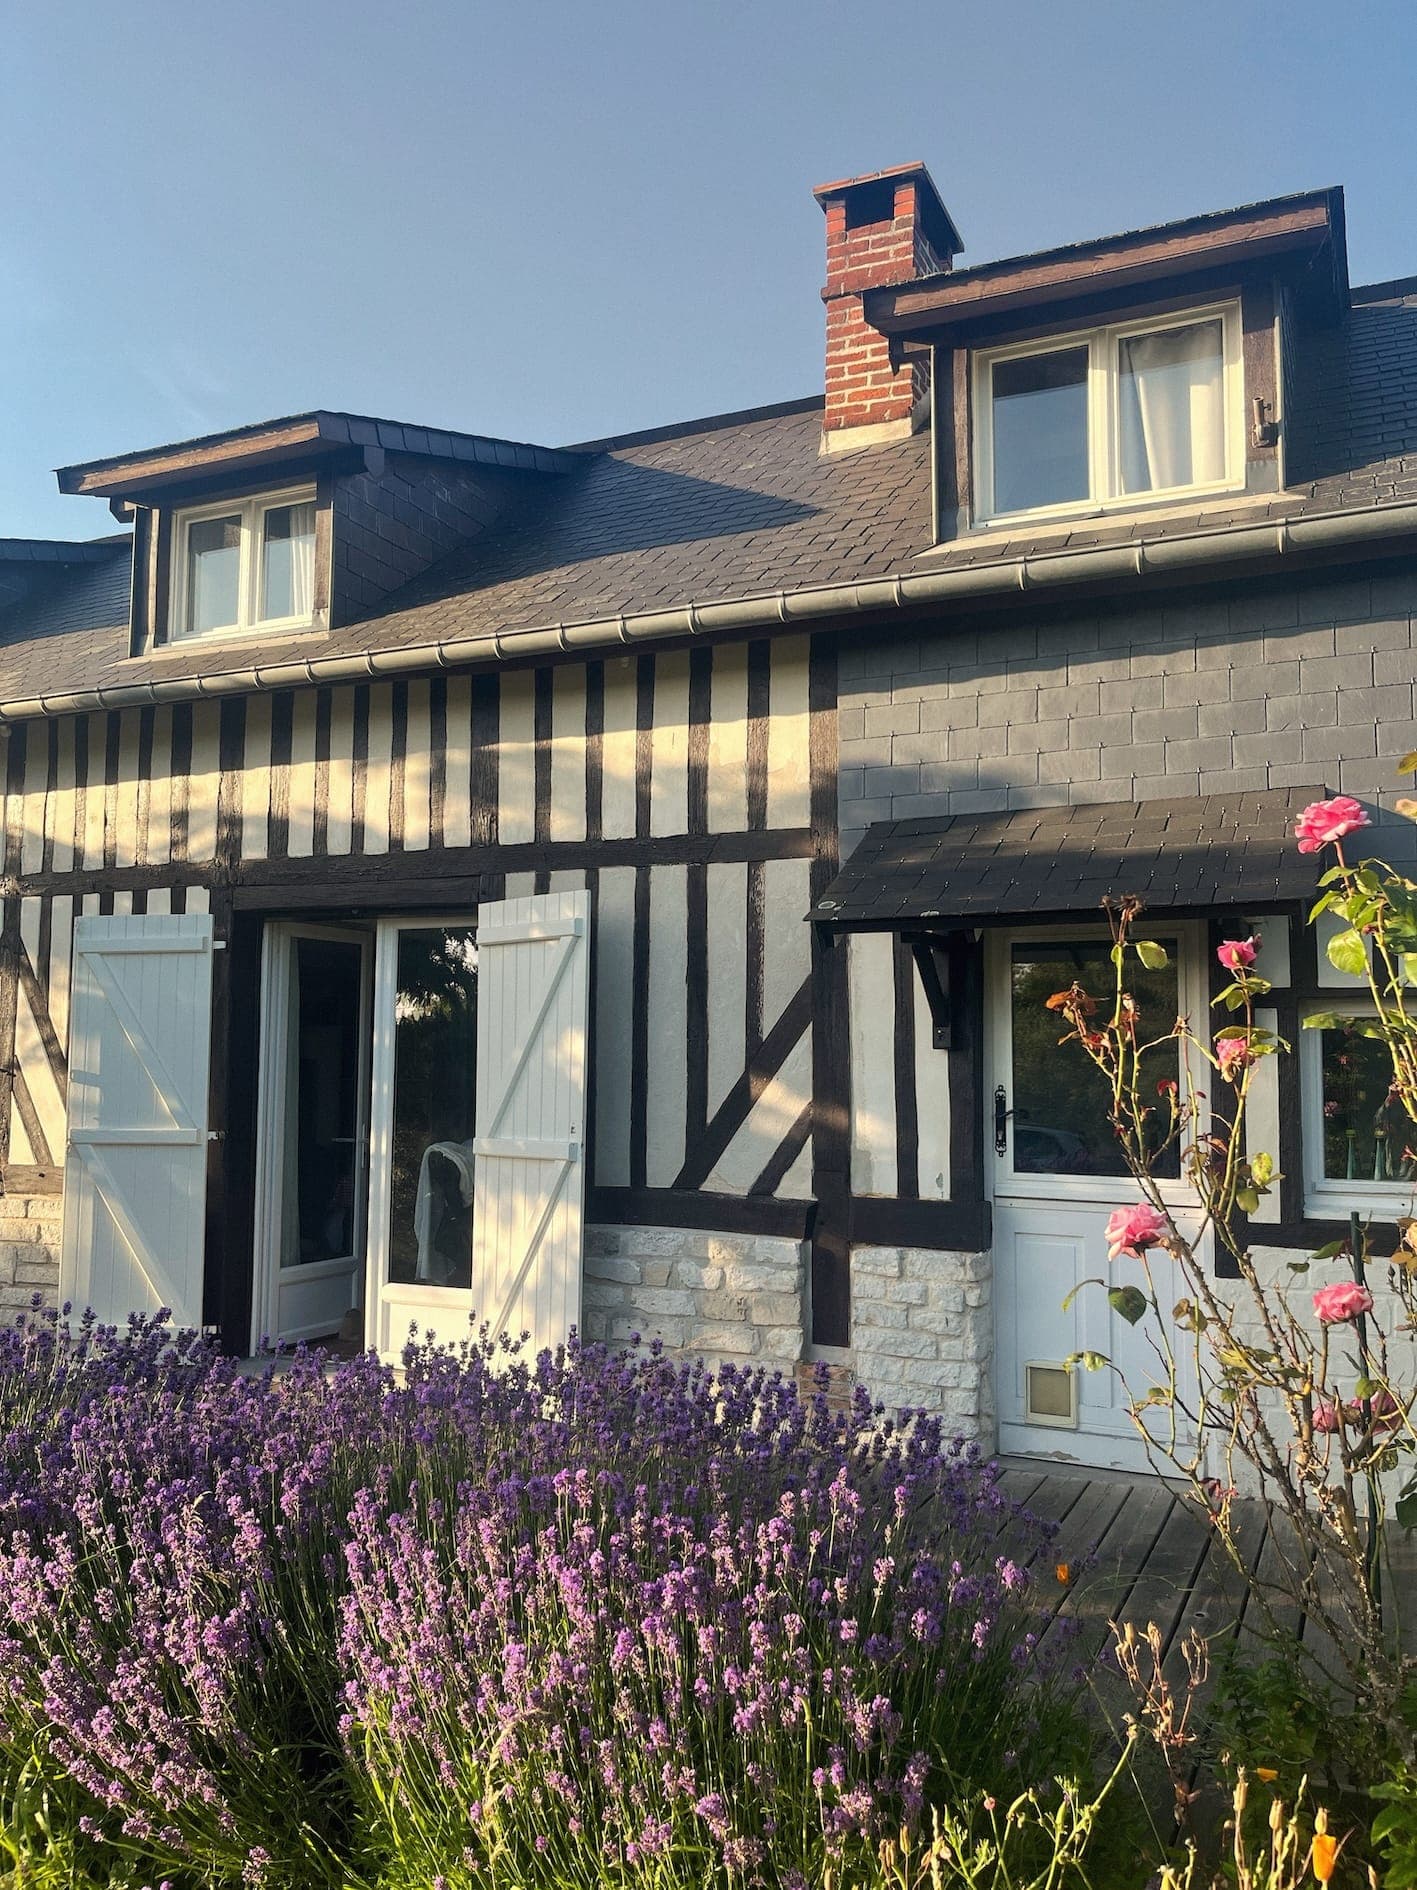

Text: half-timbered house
xmin=2 ymin=162 xmax=1416 ymax=1469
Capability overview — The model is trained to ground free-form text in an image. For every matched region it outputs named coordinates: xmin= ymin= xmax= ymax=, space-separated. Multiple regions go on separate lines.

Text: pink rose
xmin=1215 ymin=1035 xmax=1254 ymax=1080
xmin=1368 ymin=1388 xmax=1405 ymax=1432
xmin=1216 ymin=935 xmax=1259 ymax=973
xmin=1105 ymin=1202 xmax=1169 ymax=1262
xmin=1312 ymin=1281 xmax=1374 ymax=1325
xmin=1312 ymin=1400 xmax=1343 ymax=1434
xmin=1295 ymin=796 xmax=1370 ymax=855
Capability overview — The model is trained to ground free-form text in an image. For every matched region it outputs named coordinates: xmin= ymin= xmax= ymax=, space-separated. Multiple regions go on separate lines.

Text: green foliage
xmin=1373 ymin=1767 xmax=1417 ymax=1888
xmin=1107 ymin=1283 xmax=1149 ymax=1326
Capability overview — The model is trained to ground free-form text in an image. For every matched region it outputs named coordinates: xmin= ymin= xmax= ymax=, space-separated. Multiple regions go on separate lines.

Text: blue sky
xmin=4 ymin=0 xmax=1415 ymax=539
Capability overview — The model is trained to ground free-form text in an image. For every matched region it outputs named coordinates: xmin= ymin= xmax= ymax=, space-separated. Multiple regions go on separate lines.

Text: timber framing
xmin=0 ymin=639 xmax=841 ymax=1324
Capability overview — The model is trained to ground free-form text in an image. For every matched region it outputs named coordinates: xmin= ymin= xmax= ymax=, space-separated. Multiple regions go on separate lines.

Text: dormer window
xmin=173 ymin=487 xmax=317 ymax=639
xmin=973 ymin=303 xmax=1243 ymax=523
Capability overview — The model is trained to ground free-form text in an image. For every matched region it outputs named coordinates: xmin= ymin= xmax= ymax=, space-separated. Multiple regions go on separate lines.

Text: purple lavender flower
xmin=0 ymin=1309 xmax=1078 ymax=1884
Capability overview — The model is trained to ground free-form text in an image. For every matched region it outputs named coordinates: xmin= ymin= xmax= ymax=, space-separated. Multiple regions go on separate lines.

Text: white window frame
xmin=1299 ymin=1004 xmax=1417 ymax=1219
xmin=171 ymin=485 xmax=318 ymax=641
xmin=971 ymin=301 xmax=1245 ymax=526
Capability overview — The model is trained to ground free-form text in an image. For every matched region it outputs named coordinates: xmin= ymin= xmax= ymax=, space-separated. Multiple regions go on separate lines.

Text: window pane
xmin=185 ymin=514 xmax=241 ymax=633
xmin=1315 ymin=1022 xmax=1414 ymax=1183
xmin=1118 ymin=319 xmax=1225 ymax=494
xmin=990 ymin=346 xmax=1090 ymax=514
xmin=281 ymin=937 xmax=363 ymax=1268
xmin=388 ymin=927 xmax=478 ymax=1287
xmin=260 ymin=500 xmax=316 ymax=622
xmin=1010 ymin=940 xmax=1180 ymax=1178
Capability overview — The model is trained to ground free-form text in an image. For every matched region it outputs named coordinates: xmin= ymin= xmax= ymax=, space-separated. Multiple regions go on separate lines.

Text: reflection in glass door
xmin=1006 ymin=936 xmax=1181 ymax=1181
xmin=366 ymin=918 xmax=480 ymax=1355
xmin=253 ymin=923 xmax=371 ymax=1349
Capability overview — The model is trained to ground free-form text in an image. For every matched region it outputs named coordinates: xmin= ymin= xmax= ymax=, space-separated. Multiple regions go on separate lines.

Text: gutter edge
xmin=6 ymin=499 xmax=1417 ymax=723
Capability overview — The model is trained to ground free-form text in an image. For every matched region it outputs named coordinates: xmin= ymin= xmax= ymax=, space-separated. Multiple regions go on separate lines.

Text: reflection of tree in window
xmin=1011 ymin=941 xmax=1180 ymax=1178
xmin=389 ymin=929 xmax=478 ymax=1285
xmin=1320 ymin=1023 xmax=1414 ymax=1183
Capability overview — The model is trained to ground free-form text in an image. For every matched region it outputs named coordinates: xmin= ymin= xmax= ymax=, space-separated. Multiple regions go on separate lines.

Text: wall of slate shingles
xmin=837 ymin=564 xmax=1417 ymax=859
xmin=331 ymin=455 xmax=522 ymax=621
xmin=835 ymin=559 xmax=1417 ymax=1447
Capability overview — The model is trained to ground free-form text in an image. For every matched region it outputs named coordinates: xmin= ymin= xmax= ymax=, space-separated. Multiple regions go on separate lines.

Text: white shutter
xmin=471 ymin=889 xmax=588 ymax=1354
xmin=59 ymin=914 xmax=214 ymax=1330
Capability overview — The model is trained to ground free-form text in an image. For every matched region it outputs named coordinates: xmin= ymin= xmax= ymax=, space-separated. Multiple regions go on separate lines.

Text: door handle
xmin=994 ymin=1085 xmax=1012 ymax=1156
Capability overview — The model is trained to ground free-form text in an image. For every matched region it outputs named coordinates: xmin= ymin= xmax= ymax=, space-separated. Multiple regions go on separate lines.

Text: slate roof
xmin=809 ymin=788 xmax=1326 ymax=930
xmin=2 ymin=278 xmax=1417 ymax=709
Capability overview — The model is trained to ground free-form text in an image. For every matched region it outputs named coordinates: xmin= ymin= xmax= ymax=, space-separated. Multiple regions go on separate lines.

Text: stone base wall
xmin=850 ymin=1245 xmax=994 ymax=1440
xmin=582 ymin=1226 xmax=806 ymax=1370
xmin=0 ymin=1195 xmax=62 ymax=1315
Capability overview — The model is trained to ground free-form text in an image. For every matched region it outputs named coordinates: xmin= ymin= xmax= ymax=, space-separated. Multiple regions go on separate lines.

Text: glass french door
xmin=988 ymin=924 xmax=1203 ymax=1469
xmin=252 ymin=923 xmax=371 ymax=1349
xmin=364 ymin=916 xmax=480 ymax=1357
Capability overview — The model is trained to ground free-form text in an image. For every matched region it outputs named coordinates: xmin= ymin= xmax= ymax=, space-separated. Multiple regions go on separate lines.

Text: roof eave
xmin=2 ymin=493 xmax=1415 ymax=724
xmin=55 ymin=410 xmax=578 ymax=500
xmin=864 ymin=190 xmax=1345 ymax=338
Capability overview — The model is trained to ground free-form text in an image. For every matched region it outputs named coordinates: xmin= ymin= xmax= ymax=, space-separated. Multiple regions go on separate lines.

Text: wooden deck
xmin=996 ymin=1465 xmax=1417 ymax=1701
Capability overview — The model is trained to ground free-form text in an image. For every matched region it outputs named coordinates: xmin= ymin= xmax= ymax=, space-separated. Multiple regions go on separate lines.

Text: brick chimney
xmin=814 ymin=162 xmax=961 ymax=454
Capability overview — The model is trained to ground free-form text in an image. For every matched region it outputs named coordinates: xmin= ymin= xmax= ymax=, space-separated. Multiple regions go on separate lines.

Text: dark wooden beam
xmin=10 ymin=824 xmax=817 ymax=902
xmin=808 ymin=634 xmax=851 ymax=1347
xmin=587 ymin=1185 xmax=813 ymax=1241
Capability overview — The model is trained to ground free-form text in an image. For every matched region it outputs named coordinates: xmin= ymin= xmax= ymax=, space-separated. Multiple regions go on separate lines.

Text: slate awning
xmin=810 ymin=788 xmax=1327 ymax=932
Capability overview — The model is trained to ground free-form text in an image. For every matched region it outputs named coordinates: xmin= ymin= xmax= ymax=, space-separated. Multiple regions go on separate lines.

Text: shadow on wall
xmin=366 ymin=454 xmax=825 ymax=618
xmin=1287 ymin=297 xmax=1417 ymax=488
xmin=837 ymin=566 xmax=1417 ymax=854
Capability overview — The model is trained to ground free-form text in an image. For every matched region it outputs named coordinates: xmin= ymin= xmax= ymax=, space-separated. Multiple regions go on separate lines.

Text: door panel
xmin=367 ymin=919 xmax=479 ymax=1356
xmin=365 ymin=894 xmax=589 ymax=1361
xmin=471 ymin=891 xmax=588 ymax=1356
xmin=252 ymin=924 xmax=370 ymax=1348
xmin=989 ymin=925 xmax=1200 ymax=1469
xmin=59 ymin=914 xmax=214 ymax=1331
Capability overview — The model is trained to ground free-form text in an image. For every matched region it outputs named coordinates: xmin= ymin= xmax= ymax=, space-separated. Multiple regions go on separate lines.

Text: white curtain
xmin=288 ymin=501 xmax=316 ymax=620
xmin=1118 ymin=321 xmax=1224 ymax=494
xmin=413 ymin=1140 xmax=476 ymax=1283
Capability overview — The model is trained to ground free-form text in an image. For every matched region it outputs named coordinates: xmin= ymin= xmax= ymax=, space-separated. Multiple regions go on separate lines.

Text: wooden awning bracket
xmin=903 ymin=930 xmax=954 ymax=1050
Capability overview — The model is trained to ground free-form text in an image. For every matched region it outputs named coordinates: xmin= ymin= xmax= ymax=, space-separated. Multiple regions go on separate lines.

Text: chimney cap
xmin=813 ymin=160 xmax=963 ymax=261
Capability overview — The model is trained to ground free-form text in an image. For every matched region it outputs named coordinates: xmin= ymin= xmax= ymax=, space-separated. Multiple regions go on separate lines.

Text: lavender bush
xmin=0 ymin=1312 xmax=1095 ymax=1888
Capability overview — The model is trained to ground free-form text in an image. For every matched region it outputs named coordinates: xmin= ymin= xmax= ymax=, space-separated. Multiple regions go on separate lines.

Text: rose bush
xmin=1046 ymin=779 xmax=1417 ymax=1880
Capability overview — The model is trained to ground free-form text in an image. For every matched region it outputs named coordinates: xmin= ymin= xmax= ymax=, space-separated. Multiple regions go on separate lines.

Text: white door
xmin=988 ymin=923 xmax=1202 ymax=1471
xmin=251 ymin=923 xmax=371 ymax=1349
xmin=365 ymin=892 xmax=589 ymax=1360
xmin=59 ymin=914 xmax=214 ymax=1331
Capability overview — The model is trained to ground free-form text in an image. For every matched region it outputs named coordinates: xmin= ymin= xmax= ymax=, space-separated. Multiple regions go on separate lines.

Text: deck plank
xmin=997 ymin=1468 xmax=1412 ymax=1729
xmin=1110 ymin=1491 xmax=1211 ymax=1655
xmin=1047 ymin=1479 xmax=1178 ymax=1667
